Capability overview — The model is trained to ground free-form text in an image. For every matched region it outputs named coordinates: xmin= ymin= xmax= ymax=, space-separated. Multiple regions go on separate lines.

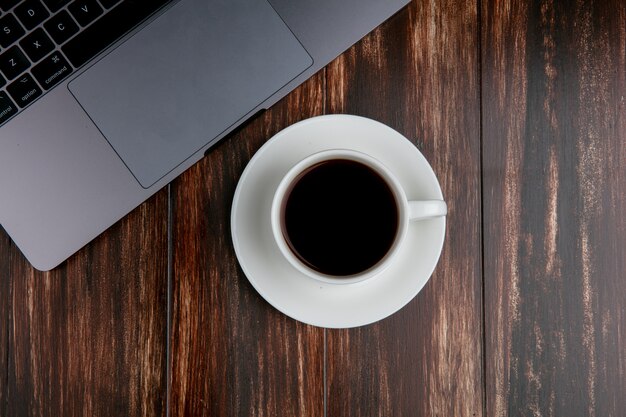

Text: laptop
xmin=0 ymin=0 xmax=409 ymax=271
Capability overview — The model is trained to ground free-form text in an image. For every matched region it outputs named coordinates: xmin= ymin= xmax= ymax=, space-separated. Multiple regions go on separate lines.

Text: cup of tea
xmin=270 ymin=149 xmax=447 ymax=285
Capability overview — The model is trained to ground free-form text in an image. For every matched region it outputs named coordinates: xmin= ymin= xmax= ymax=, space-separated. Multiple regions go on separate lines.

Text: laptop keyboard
xmin=0 ymin=0 xmax=170 ymax=125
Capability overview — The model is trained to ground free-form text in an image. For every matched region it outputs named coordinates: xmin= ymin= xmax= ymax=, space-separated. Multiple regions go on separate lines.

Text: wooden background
xmin=1 ymin=0 xmax=624 ymax=415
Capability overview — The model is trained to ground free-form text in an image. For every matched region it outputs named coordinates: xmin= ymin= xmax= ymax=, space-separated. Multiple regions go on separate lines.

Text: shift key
xmin=32 ymin=51 xmax=73 ymax=90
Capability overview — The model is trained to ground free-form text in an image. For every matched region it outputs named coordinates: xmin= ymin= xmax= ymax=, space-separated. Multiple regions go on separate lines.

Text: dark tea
xmin=281 ymin=159 xmax=399 ymax=276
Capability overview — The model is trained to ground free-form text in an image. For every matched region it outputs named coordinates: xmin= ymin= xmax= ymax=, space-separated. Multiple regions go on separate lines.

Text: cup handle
xmin=408 ymin=200 xmax=447 ymax=221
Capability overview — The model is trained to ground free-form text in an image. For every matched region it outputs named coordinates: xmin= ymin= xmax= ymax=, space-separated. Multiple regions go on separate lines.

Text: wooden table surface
xmin=1 ymin=0 xmax=624 ymax=415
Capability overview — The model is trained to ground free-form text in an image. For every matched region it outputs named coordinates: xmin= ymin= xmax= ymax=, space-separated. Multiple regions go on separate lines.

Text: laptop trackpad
xmin=69 ymin=0 xmax=312 ymax=188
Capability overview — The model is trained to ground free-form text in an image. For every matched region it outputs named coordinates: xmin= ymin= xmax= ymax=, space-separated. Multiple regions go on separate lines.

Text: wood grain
xmin=0 ymin=229 xmax=10 ymax=417
xmin=168 ymin=73 xmax=326 ymax=417
xmin=4 ymin=192 xmax=169 ymax=417
xmin=3 ymin=0 xmax=625 ymax=415
xmin=325 ymin=1 xmax=483 ymax=415
xmin=482 ymin=0 xmax=626 ymax=415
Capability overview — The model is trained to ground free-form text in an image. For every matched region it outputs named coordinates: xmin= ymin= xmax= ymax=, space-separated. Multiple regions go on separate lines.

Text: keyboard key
xmin=0 ymin=90 xmax=18 ymax=123
xmin=0 ymin=0 xmax=20 ymax=12
xmin=42 ymin=0 xmax=71 ymax=13
xmin=20 ymin=28 xmax=54 ymax=62
xmin=98 ymin=0 xmax=120 ymax=8
xmin=0 ymin=14 xmax=26 ymax=48
xmin=68 ymin=0 xmax=103 ymax=27
xmin=44 ymin=10 xmax=79 ymax=44
xmin=63 ymin=0 xmax=170 ymax=67
xmin=32 ymin=50 xmax=72 ymax=89
xmin=0 ymin=46 xmax=30 ymax=80
xmin=7 ymin=73 xmax=41 ymax=107
xmin=15 ymin=0 xmax=50 ymax=30
xmin=0 ymin=73 xmax=5 ymax=87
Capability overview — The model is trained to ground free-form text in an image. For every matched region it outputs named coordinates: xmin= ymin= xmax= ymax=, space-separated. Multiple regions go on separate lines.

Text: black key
xmin=0 ymin=73 xmax=5 ymax=87
xmin=63 ymin=0 xmax=170 ymax=67
xmin=32 ymin=50 xmax=72 ymax=89
xmin=0 ymin=14 xmax=25 ymax=48
xmin=0 ymin=90 xmax=18 ymax=123
xmin=0 ymin=46 xmax=30 ymax=80
xmin=42 ymin=0 xmax=71 ymax=12
xmin=20 ymin=28 xmax=54 ymax=62
xmin=14 ymin=0 xmax=50 ymax=30
xmin=98 ymin=0 xmax=120 ymax=8
xmin=44 ymin=10 xmax=79 ymax=44
xmin=7 ymin=73 xmax=41 ymax=107
xmin=68 ymin=0 xmax=102 ymax=27
xmin=0 ymin=0 xmax=20 ymax=12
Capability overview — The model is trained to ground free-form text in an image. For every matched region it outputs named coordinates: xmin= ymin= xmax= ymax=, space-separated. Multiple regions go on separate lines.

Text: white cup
xmin=271 ymin=149 xmax=447 ymax=285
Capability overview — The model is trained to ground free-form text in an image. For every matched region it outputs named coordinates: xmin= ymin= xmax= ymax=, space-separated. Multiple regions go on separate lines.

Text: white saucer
xmin=231 ymin=115 xmax=446 ymax=328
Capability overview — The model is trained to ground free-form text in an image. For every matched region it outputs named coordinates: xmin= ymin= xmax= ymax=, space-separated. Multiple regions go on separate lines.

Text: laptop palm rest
xmin=68 ymin=0 xmax=312 ymax=188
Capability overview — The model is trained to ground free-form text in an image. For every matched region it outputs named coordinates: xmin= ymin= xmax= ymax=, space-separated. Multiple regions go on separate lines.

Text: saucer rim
xmin=231 ymin=114 xmax=446 ymax=328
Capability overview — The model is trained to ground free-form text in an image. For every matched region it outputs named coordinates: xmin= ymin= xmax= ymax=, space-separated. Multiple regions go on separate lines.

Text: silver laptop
xmin=0 ymin=0 xmax=409 ymax=271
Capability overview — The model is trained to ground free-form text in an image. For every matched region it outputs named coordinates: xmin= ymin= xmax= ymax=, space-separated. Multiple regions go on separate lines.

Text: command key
xmin=32 ymin=51 xmax=73 ymax=90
